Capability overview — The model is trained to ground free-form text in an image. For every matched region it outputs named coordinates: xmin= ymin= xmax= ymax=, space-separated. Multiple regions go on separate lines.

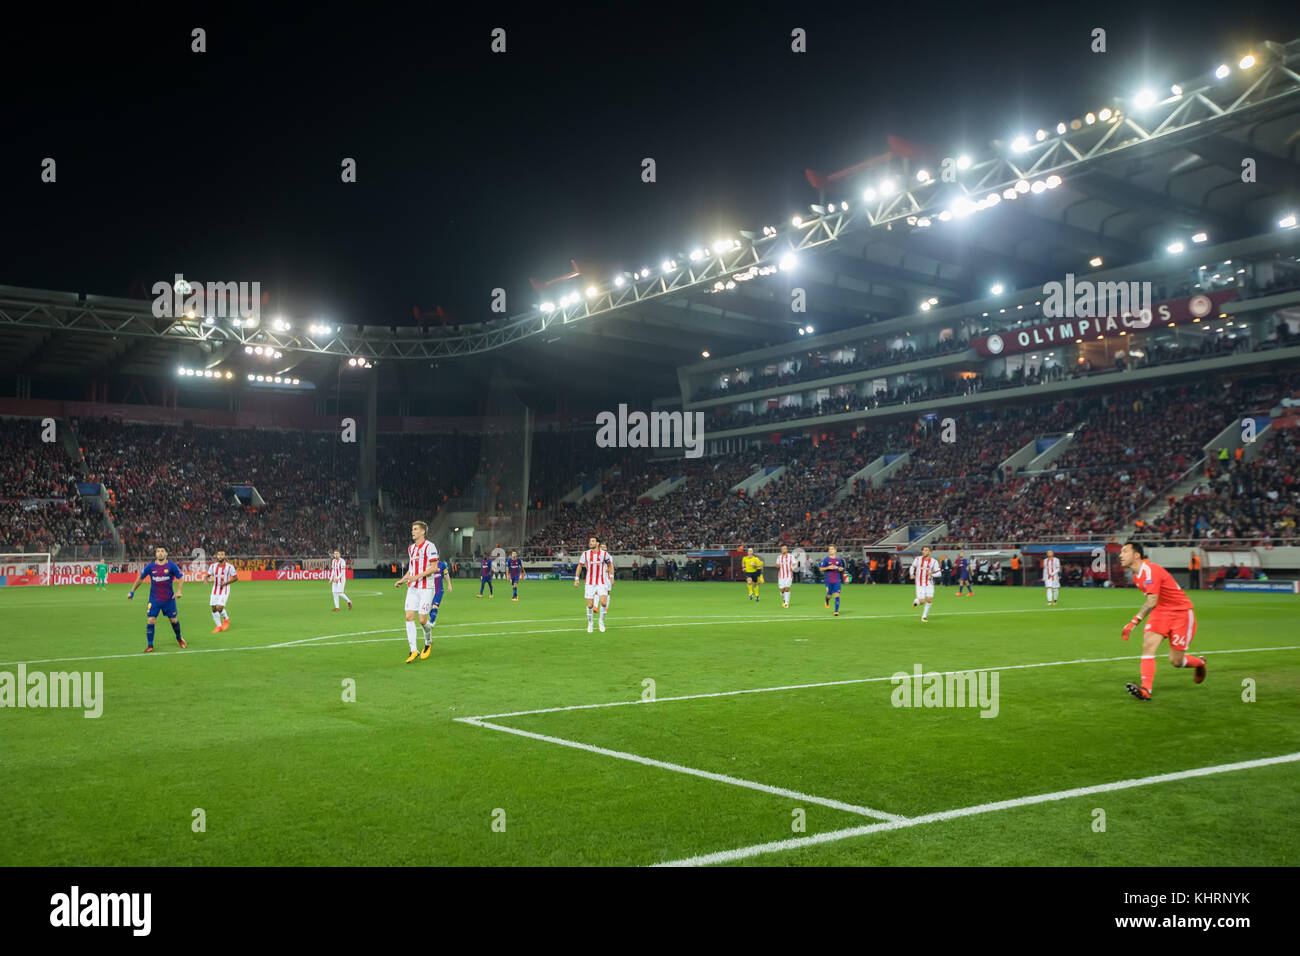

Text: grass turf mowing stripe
xmin=457 ymin=717 xmax=905 ymax=822
xmin=653 ymin=752 xmax=1300 ymax=866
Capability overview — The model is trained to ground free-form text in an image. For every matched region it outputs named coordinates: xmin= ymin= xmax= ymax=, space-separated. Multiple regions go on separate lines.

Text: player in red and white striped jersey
xmin=909 ymin=545 xmax=941 ymax=621
xmin=330 ymin=549 xmax=352 ymax=611
xmin=207 ymin=550 xmax=237 ymax=633
xmin=394 ymin=520 xmax=440 ymax=663
xmin=1043 ymin=550 xmax=1061 ymax=606
xmin=777 ymin=545 xmax=795 ymax=608
xmin=573 ymin=535 xmax=613 ymax=633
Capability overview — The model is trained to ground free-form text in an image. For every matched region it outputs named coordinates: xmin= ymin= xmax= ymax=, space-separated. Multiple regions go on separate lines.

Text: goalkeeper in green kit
xmin=95 ymin=560 xmax=108 ymax=590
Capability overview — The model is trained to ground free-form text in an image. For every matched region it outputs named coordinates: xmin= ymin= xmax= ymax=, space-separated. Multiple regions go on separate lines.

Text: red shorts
xmin=1144 ymin=606 xmax=1197 ymax=650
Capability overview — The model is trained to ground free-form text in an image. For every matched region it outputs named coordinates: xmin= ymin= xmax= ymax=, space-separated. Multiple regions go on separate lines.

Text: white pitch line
xmin=653 ymin=751 xmax=1300 ymax=866
xmin=467 ymin=644 xmax=1300 ymax=720
xmin=457 ymin=716 xmax=904 ymax=822
xmin=271 ymin=613 xmax=832 ymax=647
xmin=0 ymin=603 xmax=1145 ymax=667
xmin=0 ymin=615 xmax=823 ymax=666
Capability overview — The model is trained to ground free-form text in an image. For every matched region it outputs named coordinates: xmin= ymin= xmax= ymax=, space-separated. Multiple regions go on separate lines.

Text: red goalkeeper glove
xmin=1121 ymin=616 xmax=1140 ymax=641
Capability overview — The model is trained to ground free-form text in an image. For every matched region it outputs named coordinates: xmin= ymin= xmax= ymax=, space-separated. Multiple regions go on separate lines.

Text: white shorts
xmin=404 ymin=589 xmax=434 ymax=614
xmin=584 ymin=584 xmax=609 ymax=601
xmin=778 ymin=575 xmax=793 ymax=589
xmin=332 ymin=582 xmax=347 ymax=593
xmin=1045 ymin=579 xmax=1060 ymax=589
xmin=209 ymin=590 xmax=230 ymax=606
xmin=915 ymin=584 xmax=935 ymax=600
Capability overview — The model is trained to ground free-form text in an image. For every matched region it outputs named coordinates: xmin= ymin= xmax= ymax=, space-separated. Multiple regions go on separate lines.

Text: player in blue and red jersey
xmin=507 ymin=550 xmax=523 ymax=601
xmin=127 ymin=546 xmax=187 ymax=653
xmin=955 ymin=551 xmax=974 ymax=597
xmin=419 ymin=558 xmax=452 ymax=659
xmin=476 ymin=555 xmax=494 ymax=598
xmin=820 ymin=545 xmax=847 ymax=617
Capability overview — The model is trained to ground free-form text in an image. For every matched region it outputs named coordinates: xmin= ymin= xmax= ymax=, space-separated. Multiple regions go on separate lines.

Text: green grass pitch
xmin=1 ymin=578 xmax=1297 ymax=866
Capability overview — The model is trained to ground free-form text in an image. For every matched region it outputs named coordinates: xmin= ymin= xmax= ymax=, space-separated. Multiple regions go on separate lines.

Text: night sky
xmin=4 ymin=0 xmax=1298 ymax=331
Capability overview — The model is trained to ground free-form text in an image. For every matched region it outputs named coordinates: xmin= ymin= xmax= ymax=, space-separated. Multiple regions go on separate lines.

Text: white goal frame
xmin=0 ymin=552 xmax=53 ymax=585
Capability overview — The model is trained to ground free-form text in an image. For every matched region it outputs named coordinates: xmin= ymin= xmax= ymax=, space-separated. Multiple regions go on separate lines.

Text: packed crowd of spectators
xmin=0 ymin=422 xmax=107 ymax=554
xmin=74 ymin=418 xmax=366 ymax=558
xmin=527 ymin=370 xmax=1300 ymax=552
xmin=1141 ymin=428 xmax=1299 ymax=543
xmin=6 ymin=360 xmax=1297 ymax=559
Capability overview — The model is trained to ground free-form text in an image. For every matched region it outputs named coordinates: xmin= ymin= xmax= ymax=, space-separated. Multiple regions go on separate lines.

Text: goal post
xmin=0 ymin=552 xmax=53 ymax=586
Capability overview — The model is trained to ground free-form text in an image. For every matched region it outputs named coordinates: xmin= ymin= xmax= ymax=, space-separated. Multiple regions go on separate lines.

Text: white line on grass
xmin=0 ymin=604 xmax=1146 ymax=666
xmin=466 ymin=645 xmax=1300 ymax=720
xmin=269 ymin=613 xmax=832 ymax=647
xmin=0 ymin=615 xmax=827 ymax=666
xmin=652 ymin=752 xmax=1300 ymax=866
xmin=456 ymin=716 xmax=904 ymax=822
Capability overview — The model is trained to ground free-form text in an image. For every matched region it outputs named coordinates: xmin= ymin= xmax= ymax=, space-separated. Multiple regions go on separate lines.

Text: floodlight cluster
xmin=244 ymin=345 xmax=284 ymax=360
xmin=244 ymin=373 xmax=302 ymax=385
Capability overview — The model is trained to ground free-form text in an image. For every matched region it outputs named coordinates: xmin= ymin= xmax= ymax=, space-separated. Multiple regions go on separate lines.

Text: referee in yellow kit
xmin=742 ymin=546 xmax=764 ymax=602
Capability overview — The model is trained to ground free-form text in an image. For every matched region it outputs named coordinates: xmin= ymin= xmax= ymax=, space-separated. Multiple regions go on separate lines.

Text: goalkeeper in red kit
xmin=1118 ymin=541 xmax=1206 ymax=701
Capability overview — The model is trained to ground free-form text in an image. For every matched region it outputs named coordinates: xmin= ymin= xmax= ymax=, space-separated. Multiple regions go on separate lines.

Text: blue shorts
xmin=431 ymin=593 xmax=443 ymax=607
xmin=481 ymin=576 xmax=492 ymax=583
xmin=959 ymin=574 xmax=971 ymax=582
xmin=825 ymin=582 xmax=842 ymax=594
xmin=510 ymin=575 xmax=520 ymax=584
xmin=148 ymin=599 xmax=178 ymax=619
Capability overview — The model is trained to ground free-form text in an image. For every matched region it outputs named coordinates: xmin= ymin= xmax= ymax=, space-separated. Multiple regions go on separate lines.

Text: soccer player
xmin=95 ymin=559 xmax=108 ymax=590
xmin=820 ymin=545 xmax=846 ymax=616
xmin=574 ymin=535 xmax=612 ymax=632
xmin=127 ymin=546 xmax=186 ymax=653
xmin=954 ymin=550 xmax=973 ymax=597
xmin=330 ymin=549 xmax=352 ymax=611
xmin=507 ymin=550 xmax=523 ymax=601
xmin=394 ymin=520 xmax=439 ymax=663
xmin=776 ymin=544 xmax=794 ymax=608
xmin=477 ymin=554 xmax=494 ymax=598
xmin=909 ymin=545 xmax=941 ymax=622
xmin=742 ymin=546 xmax=764 ymax=601
xmin=420 ymin=556 xmax=453 ymax=658
xmin=208 ymin=549 xmax=237 ymax=632
xmin=1043 ymin=549 xmax=1061 ymax=606
xmin=1119 ymin=541 xmax=1206 ymax=701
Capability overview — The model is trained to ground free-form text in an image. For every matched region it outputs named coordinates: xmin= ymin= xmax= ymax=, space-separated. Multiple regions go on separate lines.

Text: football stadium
xmin=3 ymin=4 xmax=1298 ymax=935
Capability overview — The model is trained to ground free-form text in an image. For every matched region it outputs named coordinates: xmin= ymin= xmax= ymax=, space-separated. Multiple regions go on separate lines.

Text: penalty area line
xmin=466 ymin=644 xmax=1300 ymax=720
xmin=455 ymin=716 xmax=904 ymax=823
xmin=652 ymin=751 xmax=1300 ymax=866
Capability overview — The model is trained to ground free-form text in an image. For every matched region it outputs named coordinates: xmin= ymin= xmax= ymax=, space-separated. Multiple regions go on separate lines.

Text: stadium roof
xmin=3 ymin=38 xmax=1298 ymax=403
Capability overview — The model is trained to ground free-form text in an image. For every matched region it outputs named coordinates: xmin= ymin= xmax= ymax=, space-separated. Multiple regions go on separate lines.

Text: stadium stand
xmin=0 ymin=422 xmax=106 ymax=554
xmin=4 ymin=364 xmax=1298 ymax=559
xmin=73 ymin=418 xmax=365 ymax=557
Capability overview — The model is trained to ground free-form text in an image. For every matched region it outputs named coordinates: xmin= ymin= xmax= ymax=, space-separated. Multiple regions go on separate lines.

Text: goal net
xmin=0 ymin=552 xmax=53 ymax=586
